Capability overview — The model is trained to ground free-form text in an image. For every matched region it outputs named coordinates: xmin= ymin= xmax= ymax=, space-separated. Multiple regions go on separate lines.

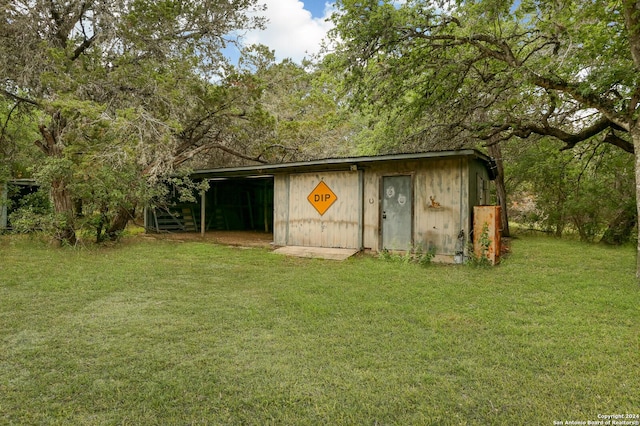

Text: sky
xmin=238 ymin=0 xmax=337 ymax=64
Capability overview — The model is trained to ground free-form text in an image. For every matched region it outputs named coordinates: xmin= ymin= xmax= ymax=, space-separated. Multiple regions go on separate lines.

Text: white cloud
xmin=244 ymin=0 xmax=335 ymax=63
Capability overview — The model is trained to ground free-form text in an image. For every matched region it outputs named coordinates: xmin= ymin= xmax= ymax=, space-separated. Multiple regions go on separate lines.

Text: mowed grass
xmin=0 ymin=233 xmax=638 ymax=425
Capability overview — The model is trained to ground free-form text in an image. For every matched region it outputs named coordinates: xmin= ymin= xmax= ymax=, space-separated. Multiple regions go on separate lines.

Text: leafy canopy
xmin=328 ymin=0 xmax=638 ymax=152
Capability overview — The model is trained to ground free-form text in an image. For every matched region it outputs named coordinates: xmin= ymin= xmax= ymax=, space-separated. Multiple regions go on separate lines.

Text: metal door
xmin=381 ymin=175 xmax=412 ymax=250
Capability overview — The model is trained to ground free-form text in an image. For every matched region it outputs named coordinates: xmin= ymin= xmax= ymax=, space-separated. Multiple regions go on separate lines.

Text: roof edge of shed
xmin=190 ymin=149 xmax=491 ymax=179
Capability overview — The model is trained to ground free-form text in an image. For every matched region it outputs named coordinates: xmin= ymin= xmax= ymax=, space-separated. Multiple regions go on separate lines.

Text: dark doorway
xmin=204 ymin=177 xmax=274 ymax=232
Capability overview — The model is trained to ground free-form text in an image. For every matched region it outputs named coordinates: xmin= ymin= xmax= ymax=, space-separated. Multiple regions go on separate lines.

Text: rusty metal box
xmin=473 ymin=206 xmax=501 ymax=265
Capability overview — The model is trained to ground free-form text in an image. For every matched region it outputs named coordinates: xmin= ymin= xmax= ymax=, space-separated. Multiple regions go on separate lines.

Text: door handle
xmin=382 ymin=211 xmax=387 ymax=219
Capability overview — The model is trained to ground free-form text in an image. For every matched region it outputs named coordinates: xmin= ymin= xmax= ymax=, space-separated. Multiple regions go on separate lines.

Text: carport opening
xmin=205 ymin=176 xmax=274 ymax=232
xmin=147 ymin=176 xmax=274 ymax=234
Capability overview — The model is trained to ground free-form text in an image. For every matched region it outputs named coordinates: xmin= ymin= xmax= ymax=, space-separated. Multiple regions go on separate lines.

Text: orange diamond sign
xmin=307 ymin=181 xmax=337 ymax=215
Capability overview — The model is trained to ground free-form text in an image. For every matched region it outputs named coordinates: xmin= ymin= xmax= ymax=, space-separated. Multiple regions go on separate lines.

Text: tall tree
xmin=505 ymin=138 xmax=636 ymax=242
xmin=0 ymin=0 xmax=264 ymax=243
xmin=0 ymin=99 xmax=43 ymax=182
xmin=329 ymin=0 xmax=640 ymax=277
xmin=235 ymin=46 xmax=361 ymax=163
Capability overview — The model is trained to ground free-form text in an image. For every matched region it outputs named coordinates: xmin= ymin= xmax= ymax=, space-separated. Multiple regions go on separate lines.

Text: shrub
xmin=378 ymin=245 xmax=436 ymax=267
xmin=8 ymin=190 xmax=52 ymax=233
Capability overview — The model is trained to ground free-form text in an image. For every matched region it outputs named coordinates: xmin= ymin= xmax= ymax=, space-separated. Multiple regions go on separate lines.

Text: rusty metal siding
xmin=285 ymin=171 xmax=361 ymax=249
xmin=473 ymin=205 xmax=501 ymax=264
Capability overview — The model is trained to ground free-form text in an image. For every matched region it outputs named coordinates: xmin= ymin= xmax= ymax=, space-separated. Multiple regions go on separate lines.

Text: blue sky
xmin=237 ymin=0 xmax=336 ymax=64
xmin=303 ymin=0 xmax=334 ymax=18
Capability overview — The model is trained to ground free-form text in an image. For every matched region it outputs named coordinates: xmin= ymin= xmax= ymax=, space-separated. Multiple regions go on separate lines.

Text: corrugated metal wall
xmin=273 ymin=156 xmax=491 ymax=259
xmin=274 ymin=171 xmax=361 ymax=248
xmin=362 ymin=158 xmax=470 ymax=255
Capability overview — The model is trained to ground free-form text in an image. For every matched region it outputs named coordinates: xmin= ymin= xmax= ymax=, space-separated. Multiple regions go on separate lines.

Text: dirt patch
xmin=141 ymin=230 xmax=275 ymax=248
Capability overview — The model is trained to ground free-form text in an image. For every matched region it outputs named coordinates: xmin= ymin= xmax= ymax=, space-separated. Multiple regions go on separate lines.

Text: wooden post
xmin=200 ymin=189 xmax=206 ymax=237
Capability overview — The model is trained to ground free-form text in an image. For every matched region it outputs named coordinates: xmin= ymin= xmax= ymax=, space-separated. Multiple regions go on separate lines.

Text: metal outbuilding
xmin=146 ymin=149 xmax=497 ymax=262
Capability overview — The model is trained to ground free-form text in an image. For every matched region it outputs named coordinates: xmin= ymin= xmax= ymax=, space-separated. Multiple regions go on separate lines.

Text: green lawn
xmin=0 ymin=233 xmax=638 ymax=425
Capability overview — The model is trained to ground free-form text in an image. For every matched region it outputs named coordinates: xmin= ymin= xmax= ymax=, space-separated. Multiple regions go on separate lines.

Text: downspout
xmin=358 ymin=167 xmax=364 ymax=250
xmin=284 ymin=174 xmax=290 ymax=246
xmin=459 ymin=157 xmax=467 ymax=262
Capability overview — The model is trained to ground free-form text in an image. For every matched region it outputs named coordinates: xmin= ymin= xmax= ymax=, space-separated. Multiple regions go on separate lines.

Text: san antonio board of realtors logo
xmin=307 ymin=180 xmax=337 ymax=216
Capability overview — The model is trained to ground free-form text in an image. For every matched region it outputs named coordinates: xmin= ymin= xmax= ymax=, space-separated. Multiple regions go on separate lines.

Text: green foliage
xmin=0 ymin=0 xmax=268 ymax=244
xmin=7 ymin=209 xmax=51 ymax=234
xmin=8 ymin=209 xmax=75 ymax=245
xmin=244 ymin=55 xmax=360 ymax=162
xmin=378 ymin=245 xmax=436 ymax=266
xmin=7 ymin=190 xmax=52 ymax=233
xmin=328 ymin=0 xmax=640 ymax=279
xmin=415 ymin=245 xmax=437 ymax=266
xmin=467 ymin=222 xmax=493 ymax=267
xmin=10 ymin=190 xmax=50 ymax=214
xmin=0 ymin=99 xmax=43 ymax=180
xmin=506 ymin=139 xmax=636 ymax=242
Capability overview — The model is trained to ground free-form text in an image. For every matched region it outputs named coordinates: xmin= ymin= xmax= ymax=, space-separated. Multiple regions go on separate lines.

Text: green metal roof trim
xmin=190 ymin=149 xmax=495 ymax=180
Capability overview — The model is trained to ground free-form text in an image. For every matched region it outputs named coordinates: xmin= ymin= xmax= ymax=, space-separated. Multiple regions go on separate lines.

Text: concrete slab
xmin=274 ymin=246 xmax=359 ymax=261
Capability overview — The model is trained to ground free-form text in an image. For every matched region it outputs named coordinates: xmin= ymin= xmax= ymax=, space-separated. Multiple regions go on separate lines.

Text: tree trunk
xmin=36 ymin=114 xmax=77 ymax=245
xmin=632 ymin=125 xmax=640 ymax=281
xmin=488 ymin=143 xmax=510 ymax=237
xmin=95 ymin=205 xmax=109 ymax=243
xmin=51 ymin=178 xmax=76 ymax=245
xmin=106 ymin=207 xmax=134 ymax=241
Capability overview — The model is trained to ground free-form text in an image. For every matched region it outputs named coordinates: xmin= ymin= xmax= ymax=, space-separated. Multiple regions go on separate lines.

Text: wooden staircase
xmin=181 ymin=207 xmax=197 ymax=232
xmin=152 ymin=207 xmax=184 ymax=232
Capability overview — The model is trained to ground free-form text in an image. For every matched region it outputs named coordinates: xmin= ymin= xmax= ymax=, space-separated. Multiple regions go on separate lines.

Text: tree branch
xmin=208 ymin=143 xmax=268 ymax=164
xmin=404 ymin=25 xmax=631 ymax=131
xmin=71 ymin=33 xmax=96 ymax=61
xmin=602 ymin=130 xmax=635 ymax=153
xmin=256 ymin=144 xmax=299 ymax=162
xmin=474 ymin=116 xmax=634 ymax=153
xmin=1 ymin=102 xmax=21 ymax=143
xmin=0 ymin=88 xmax=40 ymax=107
xmin=171 ymin=143 xmax=216 ymax=168
xmin=527 ymin=72 xmax=628 ymax=130
xmin=172 ymin=142 xmax=269 ymax=167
